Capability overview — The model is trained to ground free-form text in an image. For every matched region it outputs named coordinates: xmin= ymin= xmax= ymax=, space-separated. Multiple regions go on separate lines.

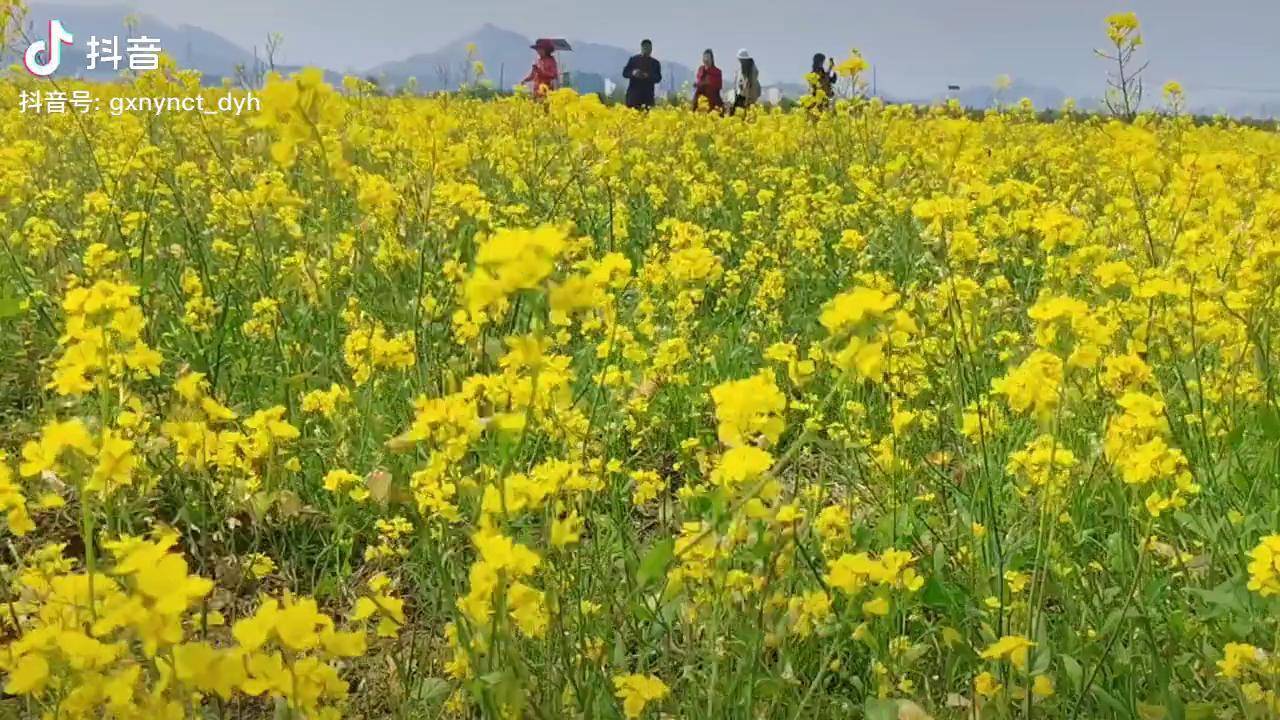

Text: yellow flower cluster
xmin=1247 ymin=535 xmax=1280 ymax=597
xmin=464 ymin=225 xmax=570 ymax=315
xmin=50 ymin=276 xmax=161 ymax=396
xmin=0 ymin=533 xmax=400 ymax=719
xmin=613 ymin=673 xmax=671 ymax=718
xmin=1106 ymin=11 xmax=1142 ymax=46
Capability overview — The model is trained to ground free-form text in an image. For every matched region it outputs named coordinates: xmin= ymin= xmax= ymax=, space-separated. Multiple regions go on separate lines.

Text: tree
xmin=0 ymin=0 xmax=28 ymax=58
xmin=235 ymin=32 xmax=284 ymax=90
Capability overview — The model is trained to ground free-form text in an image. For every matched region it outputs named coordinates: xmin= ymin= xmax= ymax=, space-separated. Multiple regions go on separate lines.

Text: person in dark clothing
xmin=809 ymin=53 xmax=837 ymax=102
xmin=623 ymin=39 xmax=662 ymax=109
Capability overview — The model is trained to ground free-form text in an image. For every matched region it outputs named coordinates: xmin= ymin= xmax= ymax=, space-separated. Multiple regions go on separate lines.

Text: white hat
xmin=737 ymin=48 xmax=751 ymax=60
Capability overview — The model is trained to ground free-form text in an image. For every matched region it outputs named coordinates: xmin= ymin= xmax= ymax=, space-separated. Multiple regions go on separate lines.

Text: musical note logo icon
xmin=24 ymin=20 xmax=74 ymax=77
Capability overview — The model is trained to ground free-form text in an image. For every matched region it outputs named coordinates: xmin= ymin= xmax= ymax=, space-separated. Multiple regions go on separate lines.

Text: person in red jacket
xmin=692 ymin=49 xmax=724 ymax=113
xmin=523 ymin=39 xmax=559 ymax=97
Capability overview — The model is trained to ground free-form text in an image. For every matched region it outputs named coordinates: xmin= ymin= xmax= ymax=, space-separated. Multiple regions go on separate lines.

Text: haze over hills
xmin=11 ymin=4 xmax=1278 ymax=118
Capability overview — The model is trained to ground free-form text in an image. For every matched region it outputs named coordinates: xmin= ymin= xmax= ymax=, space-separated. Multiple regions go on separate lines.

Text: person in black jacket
xmin=807 ymin=52 xmax=837 ymax=110
xmin=623 ymin=39 xmax=662 ymax=109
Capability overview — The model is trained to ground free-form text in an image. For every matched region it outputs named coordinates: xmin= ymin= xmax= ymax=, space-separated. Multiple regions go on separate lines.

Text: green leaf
xmin=921 ymin=576 xmax=961 ymax=609
xmin=1031 ymin=647 xmax=1051 ymax=675
xmin=1187 ymin=584 xmax=1246 ymax=615
xmin=1093 ymin=686 xmax=1129 ymax=716
xmin=1259 ymin=407 xmax=1280 ymax=440
xmin=933 ymin=542 xmax=947 ymax=574
xmin=754 ymin=677 xmax=786 ymax=700
xmin=483 ymin=336 xmax=505 ymax=364
xmin=637 ymin=538 xmax=674 ymax=586
xmin=1138 ymin=702 xmax=1167 ymax=720
xmin=411 ymin=677 xmax=452 ymax=705
xmin=1223 ymin=421 xmax=1246 ymax=449
xmin=1061 ymin=654 xmax=1083 ymax=690
xmin=864 ymin=697 xmax=899 ymax=720
xmin=1184 ymin=702 xmax=1215 ymax=720
xmin=0 ymin=296 xmax=23 ymax=320
xmin=611 ymin=633 xmax=627 ymax=666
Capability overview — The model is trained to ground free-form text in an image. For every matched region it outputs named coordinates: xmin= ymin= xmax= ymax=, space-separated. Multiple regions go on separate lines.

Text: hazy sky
xmin=48 ymin=0 xmax=1280 ymax=100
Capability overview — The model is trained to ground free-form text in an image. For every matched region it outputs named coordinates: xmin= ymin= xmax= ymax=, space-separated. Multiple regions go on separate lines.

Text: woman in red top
xmin=692 ymin=49 xmax=724 ymax=113
xmin=523 ymin=40 xmax=559 ymax=97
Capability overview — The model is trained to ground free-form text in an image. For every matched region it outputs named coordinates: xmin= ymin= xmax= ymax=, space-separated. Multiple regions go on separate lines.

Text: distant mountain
xmin=950 ymin=80 xmax=1070 ymax=111
xmin=369 ymin=24 xmax=527 ymax=91
xmin=17 ymin=3 xmax=255 ymax=83
xmin=1192 ymin=99 xmax=1280 ymax=120
xmin=859 ymin=79 xmax=1107 ymax=114
xmin=369 ymin=23 xmax=695 ymax=95
xmin=923 ymin=79 xmax=1278 ymax=119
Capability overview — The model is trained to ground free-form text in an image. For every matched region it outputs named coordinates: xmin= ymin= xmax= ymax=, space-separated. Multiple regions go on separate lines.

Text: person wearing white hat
xmin=732 ymin=49 xmax=761 ymax=115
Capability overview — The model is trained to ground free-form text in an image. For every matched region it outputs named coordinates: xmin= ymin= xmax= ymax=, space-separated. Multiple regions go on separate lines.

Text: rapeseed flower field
xmin=3 ymin=16 xmax=1280 ymax=720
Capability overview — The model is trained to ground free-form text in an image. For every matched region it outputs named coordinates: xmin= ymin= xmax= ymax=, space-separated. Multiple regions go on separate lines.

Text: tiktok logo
xmin=24 ymin=20 xmax=74 ymax=77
